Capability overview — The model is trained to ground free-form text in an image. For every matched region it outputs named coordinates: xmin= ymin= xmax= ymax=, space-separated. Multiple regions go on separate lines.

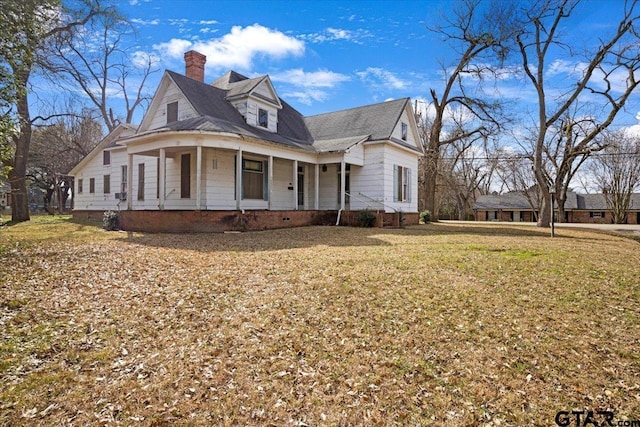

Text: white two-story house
xmin=70 ymin=51 xmax=423 ymax=232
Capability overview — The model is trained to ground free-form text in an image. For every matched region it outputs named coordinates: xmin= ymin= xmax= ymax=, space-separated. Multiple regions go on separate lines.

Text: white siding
xmin=381 ymin=144 xmax=419 ymax=213
xmin=271 ymin=158 xmax=294 ymax=210
xmin=131 ymin=156 xmax=162 ymax=210
xmin=344 ymin=143 xmax=364 ymax=166
xmin=390 ymin=108 xmax=421 ymax=151
xmin=144 ymin=82 xmax=198 ymax=132
xmin=74 ymin=148 xmax=126 ymax=211
xmin=244 ymin=99 xmax=278 ymax=133
xmin=163 ymin=152 xmax=193 ymax=209
xmin=318 ymin=164 xmax=340 ymax=210
xmin=254 ymin=80 xmax=277 ymax=102
xmin=349 ymin=145 xmax=385 ymax=211
xmin=74 ymin=149 xmax=159 ymax=211
xmin=205 ymin=149 xmax=236 ymax=210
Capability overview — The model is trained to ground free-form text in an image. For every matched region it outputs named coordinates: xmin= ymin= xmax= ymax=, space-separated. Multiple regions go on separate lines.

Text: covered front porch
xmin=122 ymin=134 xmax=362 ymax=213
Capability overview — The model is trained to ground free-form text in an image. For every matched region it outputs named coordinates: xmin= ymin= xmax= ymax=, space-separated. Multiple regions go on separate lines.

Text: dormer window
xmin=258 ymin=108 xmax=268 ymax=128
xmin=167 ymin=101 xmax=178 ymax=123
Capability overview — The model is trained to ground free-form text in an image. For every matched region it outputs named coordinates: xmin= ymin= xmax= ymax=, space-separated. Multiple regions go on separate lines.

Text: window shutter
xmin=180 ymin=154 xmax=190 ymax=198
xmin=263 ymin=160 xmax=269 ymax=201
xmin=233 ymin=155 xmax=237 ymax=201
xmin=393 ymin=165 xmax=398 ymax=202
xmin=407 ymin=168 xmax=412 ymax=202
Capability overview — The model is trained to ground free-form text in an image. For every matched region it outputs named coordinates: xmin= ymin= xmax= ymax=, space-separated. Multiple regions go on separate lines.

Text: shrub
xmin=103 ymin=210 xmax=120 ymax=231
xmin=357 ymin=210 xmax=376 ymax=228
xmin=419 ymin=210 xmax=432 ymax=224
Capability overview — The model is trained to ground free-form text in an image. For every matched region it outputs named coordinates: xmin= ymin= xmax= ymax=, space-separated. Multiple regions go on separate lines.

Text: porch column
xmin=268 ymin=155 xmax=273 ymax=210
xmin=159 ymin=148 xmax=166 ymax=210
xmin=314 ymin=163 xmax=319 ymax=210
xmin=196 ymin=145 xmax=202 ymax=210
xmin=293 ymin=160 xmax=298 ymax=210
xmin=340 ymin=159 xmax=346 ymax=211
xmin=127 ymin=154 xmax=133 ymax=210
xmin=236 ymin=149 xmax=242 ymax=210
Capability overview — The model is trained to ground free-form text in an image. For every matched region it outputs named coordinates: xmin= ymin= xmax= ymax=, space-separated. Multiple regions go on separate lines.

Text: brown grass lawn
xmin=1 ymin=216 xmax=639 ymax=426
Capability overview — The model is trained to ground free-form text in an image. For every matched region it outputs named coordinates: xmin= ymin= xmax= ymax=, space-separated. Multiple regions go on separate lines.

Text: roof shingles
xmin=160 ymin=70 xmax=412 ymax=154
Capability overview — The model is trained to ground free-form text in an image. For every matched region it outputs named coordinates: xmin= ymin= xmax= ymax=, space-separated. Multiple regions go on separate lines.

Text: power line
xmin=432 ymin=152 xmax=640 ymax=161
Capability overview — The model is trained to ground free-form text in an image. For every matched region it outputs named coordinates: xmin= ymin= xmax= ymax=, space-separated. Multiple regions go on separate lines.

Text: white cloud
xmin=199 ymin=20 xmax=218 ymax=25
xmin=153 ymin=38 xmax=193 ymax=58
xmin=199 ymin=28 xmax=218 ymax=35
xmin=546 ymin=59 xmax=588 ymax=80
xmin=272 ymin=69 xmax=350 ymax=106
xmin=357 ymin=67 xmax=407 ymax=90
xmin=153 ymin=24 xmax=305 ymax=70
xmin=282 ymin=89 xmax=328 ymax=105
xmin=271 ymin=69 xmax=350 ymax=88
xmin=302 ymin=27 xmax=371 ymax=44
xmin=131 ymin=50 xmax=160 ymax=69
xmin=130 ymin=18 xmax=159 ymax=26
xmin=620 ymin=112 xmax=640 ymax=138
xmin=168 ymin=18 xmax=189 ymax=27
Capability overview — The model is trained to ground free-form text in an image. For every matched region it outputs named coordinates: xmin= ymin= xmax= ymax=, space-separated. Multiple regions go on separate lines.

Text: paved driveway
xmin=441 ymin=220 xmax=640 ymax=233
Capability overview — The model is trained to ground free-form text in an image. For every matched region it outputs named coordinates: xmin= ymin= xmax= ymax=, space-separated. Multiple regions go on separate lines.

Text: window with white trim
xmin=401 ymin=122 xmax=408 ymax=141
xmin=258 ymin=108 xmax=268 ymax=128
xmin=242 ymin=158 xmax=268 ymax=200
xmin=394 ymin=165 xmax=411 ymax=202
xmin=103 ymin=175 xmax=111 ymax=194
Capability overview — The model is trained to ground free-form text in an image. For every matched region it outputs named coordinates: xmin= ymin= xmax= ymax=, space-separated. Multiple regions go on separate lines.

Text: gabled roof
xmin=69 ymin=124 xmax=137 ymax=175
xmin=211 ymin=70 xmax=250 ymax=89
xmin=137 ymin=69 xmax=420 ymax=155
xmin=226 ymin=76 xmax=265 ymax=98
xmin=474 ymin=191 xmax=640 ymax=211
xmin=577 ymin=193 xmax=640 ymax=210
xmin=167 ymin=71 xmax=310 ymax=146
xmin=474 ymin=192 xmax=535 ymax=210
xmin=305 ymin=98 xmax=409 ymax=143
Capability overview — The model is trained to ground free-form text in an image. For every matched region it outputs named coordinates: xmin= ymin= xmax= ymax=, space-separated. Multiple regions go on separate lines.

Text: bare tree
xmin=544 ymin=114 xmax=608 ymax=222
xmin=420 ymin=0 xmax=519 ymax=218
xmin=439 ymin=132 xmax=497 ymax=220
xmin=50 ymin=12 xmax=157 ymax=132
xmin=0 ymin=0 xmax=107 ymax=222
xmin=590 ymin=132 xmax=640 ymax=224
xmin=28 ymin=111 xmax=102 ymax=212
xmin=516 ymin=0 xmax=640 ymax=227
xmin=495 ymin=153 xmax=541 ymax=220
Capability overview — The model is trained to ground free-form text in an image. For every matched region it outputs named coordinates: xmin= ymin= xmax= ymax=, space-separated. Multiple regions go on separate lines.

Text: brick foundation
xmin=73 ymin=209 xmax=419 ymax=233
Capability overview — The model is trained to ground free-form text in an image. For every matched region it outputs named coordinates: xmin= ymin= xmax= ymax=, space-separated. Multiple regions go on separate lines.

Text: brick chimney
xmin=184 ymin=50 xmax=206 ymax=82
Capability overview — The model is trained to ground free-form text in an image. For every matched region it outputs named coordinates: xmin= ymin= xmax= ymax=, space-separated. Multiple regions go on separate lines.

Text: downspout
xmin=336 ymin=159 xmax=346 ymax=226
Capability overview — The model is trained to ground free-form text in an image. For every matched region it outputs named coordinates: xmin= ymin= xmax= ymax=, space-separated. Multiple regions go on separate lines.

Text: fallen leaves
xmin=1 ymin=221 xmax=640 ymax=425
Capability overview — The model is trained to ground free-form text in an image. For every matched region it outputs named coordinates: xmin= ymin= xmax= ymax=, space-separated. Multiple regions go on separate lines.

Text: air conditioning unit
xmin=115 ymin=192 xmax=127 ymax=201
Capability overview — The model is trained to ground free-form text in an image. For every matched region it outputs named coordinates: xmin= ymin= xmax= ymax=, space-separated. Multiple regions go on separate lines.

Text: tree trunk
xmin=8 ymin=169 xmax=30 ymax=222
xmin=422 ymin=146 xmax=439 ymax=219
xmin=10 ymin=75 xmax=32 ymax=223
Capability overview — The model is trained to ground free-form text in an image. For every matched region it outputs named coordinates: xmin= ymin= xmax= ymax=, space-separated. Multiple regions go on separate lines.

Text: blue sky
xmin=87 ymin=0 xmax=640 ymax=131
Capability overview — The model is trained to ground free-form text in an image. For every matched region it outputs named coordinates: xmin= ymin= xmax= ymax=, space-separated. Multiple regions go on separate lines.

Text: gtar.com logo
xmin=554 ymin=410 xmax=614 ymax=426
